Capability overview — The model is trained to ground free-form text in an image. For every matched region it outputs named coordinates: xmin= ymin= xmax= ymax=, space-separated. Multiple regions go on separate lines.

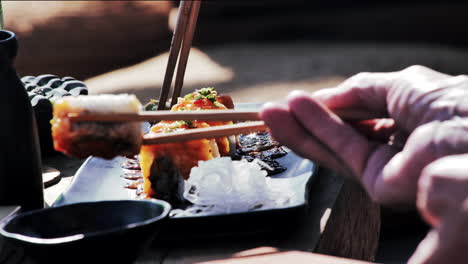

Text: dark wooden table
xmin=39 ymin=154 xmax=380 ymax=263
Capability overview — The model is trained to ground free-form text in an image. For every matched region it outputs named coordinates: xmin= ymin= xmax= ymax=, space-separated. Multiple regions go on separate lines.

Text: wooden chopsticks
xmin=67 ymin=108 xmax=386 ymax=145
xmin=67 ymin=108 xmax=384 ymax=123
xmin=142 ymin=121 xmax=267 ymax=145
xmin=68 ymin=110 xmax=260 ymax=122
xmin=68 ymin=109 xmax=265 ymax=145
xmin=158 ymin=0 xmax=202 ymax=110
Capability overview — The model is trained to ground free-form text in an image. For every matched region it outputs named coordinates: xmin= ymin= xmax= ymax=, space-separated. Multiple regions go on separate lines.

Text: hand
xmin=260 ymin=65 xmax=468 ymax=205
xmin=409 ymin=154 xmax=468 ymax=264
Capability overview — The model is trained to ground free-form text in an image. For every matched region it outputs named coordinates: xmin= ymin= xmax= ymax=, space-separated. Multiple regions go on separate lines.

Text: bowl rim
xmin=0 ymin=199 xmax=171 ymax=245
xmin=0 ymin=30 xmax=15 ymax=43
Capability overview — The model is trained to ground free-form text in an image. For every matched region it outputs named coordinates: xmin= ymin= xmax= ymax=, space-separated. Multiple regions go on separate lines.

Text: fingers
xmin=417 ymin=154 xmax=468 ymax=227
xmin=310 ymin=66 xmax=440 ymax=116
xmin=261 ymin=90 xmax=407 ymax=202
xmin=411 ymin=153 xmax=468 ymax=264
xmin=347 ymin=118 xmax=398 ymax=143
xmin=414 ymin=155 xmax=468 ymax=264
xmin=260 ymin=101 xmax=353 ymax=177
xmin=263 ymin=92 xmax=468 ymax=206
xmin=410 ymin=152 xmax=468 ymax=264
xmin=313 ymin=65 xmax=463 ymax=133
xmin=312 ymin=71 xmax=395 ymax=118
xmin=399 ymin=65 xmax=452 ymax=84
xmin=286 ymin=90 xmax=378 ymax=178
xmin=370 ymin=119 xmax=468 ymax=204
xmin=409 ymin=199 xmax=468 ymax=264
xmin=408 ymin=230 xmax=440 ymax=264
xmin=261 ymin=90 xmax=398 ymax=189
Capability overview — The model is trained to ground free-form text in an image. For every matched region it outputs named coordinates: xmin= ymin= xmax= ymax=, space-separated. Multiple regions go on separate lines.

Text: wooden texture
xmin=142 ymin=121 xmax=267 ymax=145
xmin=68 ymin=110 xmax=261 ymax=122
xmin=170 ymin=0 xmax=202 ymax=107
xmin=316 ymin=178 xmax=381 ymax=262
xmin=68 ymin=109 xmax=384 ymax=123
xmin=158 ymin=1 xmax=193 ymax=110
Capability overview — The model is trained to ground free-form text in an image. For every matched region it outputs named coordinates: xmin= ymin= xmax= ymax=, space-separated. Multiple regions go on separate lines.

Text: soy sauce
xmin=0 ymin=30 xmax=44 ymax=211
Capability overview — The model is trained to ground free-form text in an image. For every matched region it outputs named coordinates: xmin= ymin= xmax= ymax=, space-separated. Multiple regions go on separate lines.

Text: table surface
xmin=0 ymin=154 xmax=380 ymax=263
xmin=40 ymin=154 xmax=379 ymax=263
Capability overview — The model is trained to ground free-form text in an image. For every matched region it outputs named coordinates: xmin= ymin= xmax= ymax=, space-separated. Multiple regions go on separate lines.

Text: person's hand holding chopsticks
xmin=260 ymin=65 xmax=468 ymax=264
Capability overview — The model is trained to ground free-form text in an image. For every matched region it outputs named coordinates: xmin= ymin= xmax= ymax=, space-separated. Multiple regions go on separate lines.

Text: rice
xmin=51 ymin=93 xmax=143 ymax=159
xmin=59 ymin=94 xmax=141 ymax=113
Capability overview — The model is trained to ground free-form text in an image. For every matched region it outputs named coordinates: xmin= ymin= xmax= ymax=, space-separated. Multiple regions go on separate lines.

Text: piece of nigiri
xmin=51 ymin=94 xmax=142 ymax=159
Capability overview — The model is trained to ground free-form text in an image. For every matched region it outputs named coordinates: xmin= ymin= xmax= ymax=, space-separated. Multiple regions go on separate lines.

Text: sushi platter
xmin=53 ymin=102 xmax=318 ymax=239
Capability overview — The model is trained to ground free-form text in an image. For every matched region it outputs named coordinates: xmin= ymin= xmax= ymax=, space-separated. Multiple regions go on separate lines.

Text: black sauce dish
xmin=0 ymin=199 xmax=171 ymax=264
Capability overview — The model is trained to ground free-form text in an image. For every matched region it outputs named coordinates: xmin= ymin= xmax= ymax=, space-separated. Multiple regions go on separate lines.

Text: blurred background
xmin=5 ymin=0 xmax=468 ymax=104
xmin=4 ymin=1 xmax=468 ymax=263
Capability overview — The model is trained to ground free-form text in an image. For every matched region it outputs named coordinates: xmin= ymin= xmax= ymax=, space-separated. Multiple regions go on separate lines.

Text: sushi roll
xmin=171 ymin=87 xmax=233 ymax=156
xmin=140 ymin=88 xmax=233 ymax=202
xmin=140 ymin=121 xmax=221 ymax=204
xmin=51 ymin=94 xmax=143 ymax=159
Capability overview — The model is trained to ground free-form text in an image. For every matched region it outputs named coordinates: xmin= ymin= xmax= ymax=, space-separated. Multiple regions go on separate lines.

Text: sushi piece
xmin=171 ymin=87 xmax=233 ymax=156
xmin=140 ymin=88 xmax=233 ymax=201
xmin=140 ymin=120 xmax=220 ymax=204
xmin=51 ymin=94 xmax=143 ymax=159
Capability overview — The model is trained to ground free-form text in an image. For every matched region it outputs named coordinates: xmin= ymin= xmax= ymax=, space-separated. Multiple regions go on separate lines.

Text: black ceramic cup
xmin=0 ymin=199 xmax=171 ymax=264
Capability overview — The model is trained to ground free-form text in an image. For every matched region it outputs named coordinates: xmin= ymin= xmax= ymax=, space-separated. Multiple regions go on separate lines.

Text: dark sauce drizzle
xmin=233 ymin=132 xmax=288 ymax=176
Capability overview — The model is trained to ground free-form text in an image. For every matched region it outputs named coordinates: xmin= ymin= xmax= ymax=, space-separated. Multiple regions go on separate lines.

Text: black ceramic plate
xmin=53 ymin=103 xmax=318 ymax=239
